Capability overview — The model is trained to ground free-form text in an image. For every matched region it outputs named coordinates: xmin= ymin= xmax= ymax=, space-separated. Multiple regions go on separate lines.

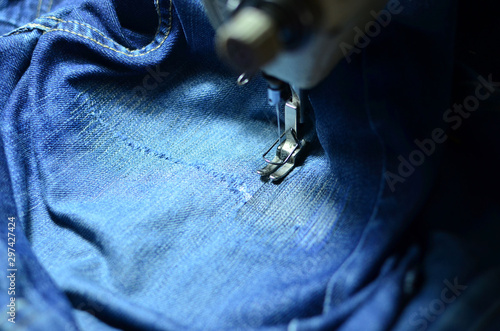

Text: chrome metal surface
xmin=258 ymin=96 xmax=306 ymax=182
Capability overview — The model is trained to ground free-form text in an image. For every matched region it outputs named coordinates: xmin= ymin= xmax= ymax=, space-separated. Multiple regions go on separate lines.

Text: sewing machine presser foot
xmin=257 ymin=97 xmax=307 ymax=182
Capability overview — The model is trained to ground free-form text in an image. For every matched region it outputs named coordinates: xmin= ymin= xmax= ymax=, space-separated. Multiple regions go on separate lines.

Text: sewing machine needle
xmin=276 ymin=103 xmax=281 ymax=144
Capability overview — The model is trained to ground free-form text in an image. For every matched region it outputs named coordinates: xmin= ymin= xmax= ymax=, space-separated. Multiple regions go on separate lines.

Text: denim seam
xmin=45 ymin=16 xmax=127 ymax=49
xmin=6 ymin=23 xmax=51 ymax=36
xmin=23 ymin=85 xmax=147 ymax=211
xmin=44 ymin=0 xmax=171 ymax=57
xmin=96 ymin=116 xmax=252 ymax=201
xmin=68 ymin=85 xmax=255 ymax=203
xmin=21 ymin=86 xmax=113 ymax=217
xmin=3 ymin=0 xmax=173 ymax=57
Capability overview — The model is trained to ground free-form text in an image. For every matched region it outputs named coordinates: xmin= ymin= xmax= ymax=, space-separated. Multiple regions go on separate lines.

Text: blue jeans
xmin=1 ymin=0 xmax=499 ymax=330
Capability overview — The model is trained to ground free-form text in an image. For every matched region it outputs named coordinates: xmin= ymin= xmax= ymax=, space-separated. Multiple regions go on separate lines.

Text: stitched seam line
xmin=6 ymin=0 xmax=172 ymax=56
xmin=44 ymin=16 xmax=129 ymax=50
xmin=5 ymin=23 xmax=52 ymax=36
xmin=47 ymin=0 xmax=172 ymax=56
xmin=46 ymin=27 xmax=170 ymax=57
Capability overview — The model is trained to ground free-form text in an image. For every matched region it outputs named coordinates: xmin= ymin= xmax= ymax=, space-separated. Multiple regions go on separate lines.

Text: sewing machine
xmin=202 ymin=0 xmax=387 ymax=181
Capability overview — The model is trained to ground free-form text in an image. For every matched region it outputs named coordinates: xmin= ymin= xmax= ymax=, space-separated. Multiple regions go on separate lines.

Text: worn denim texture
xmin=1 ymin=0 xmax=500 ymax=330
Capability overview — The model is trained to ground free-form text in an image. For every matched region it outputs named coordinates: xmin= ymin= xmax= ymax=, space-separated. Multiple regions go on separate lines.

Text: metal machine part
xmin=202 ymin=0 xmax=387 ymax=181
xmin=202 ymin=0 xmax=387 ymax=89
xmin=257 ymin=93 xmax=306 ymax=182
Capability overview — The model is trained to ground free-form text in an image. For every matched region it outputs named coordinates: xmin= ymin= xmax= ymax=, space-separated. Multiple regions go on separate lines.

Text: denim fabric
xmin=1 ymin=0 xmax=499 ymax=330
